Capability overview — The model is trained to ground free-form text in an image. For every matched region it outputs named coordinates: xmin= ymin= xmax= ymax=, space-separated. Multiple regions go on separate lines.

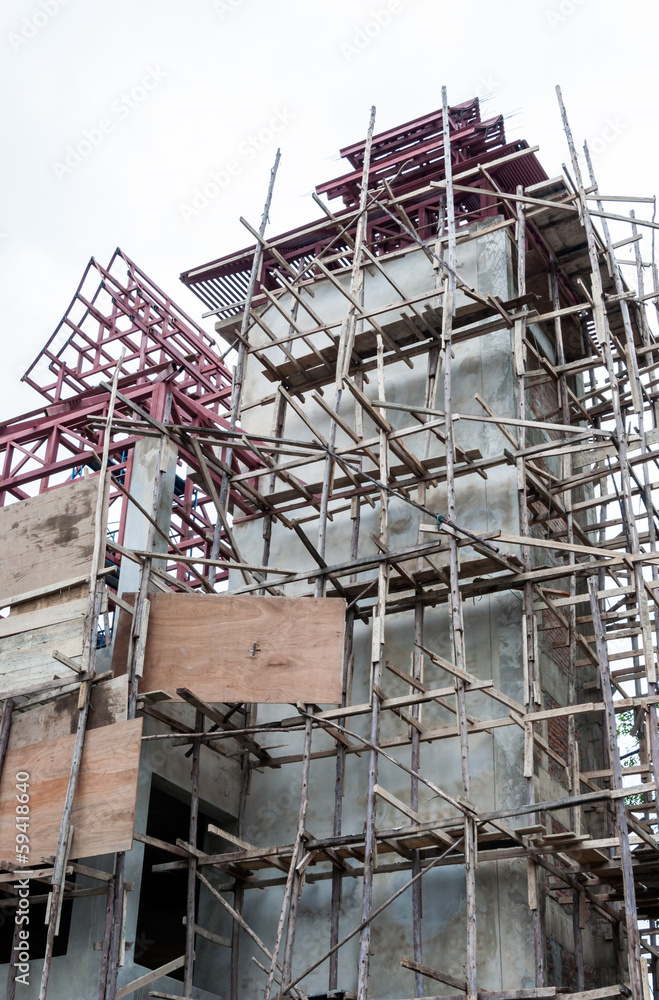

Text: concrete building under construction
xmin=1 ymin=88 xmax=659 ymax=1000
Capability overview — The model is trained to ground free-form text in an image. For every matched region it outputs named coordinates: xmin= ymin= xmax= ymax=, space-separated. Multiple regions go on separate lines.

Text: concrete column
xmin=116 ymin=436 xmax=178 ymax=599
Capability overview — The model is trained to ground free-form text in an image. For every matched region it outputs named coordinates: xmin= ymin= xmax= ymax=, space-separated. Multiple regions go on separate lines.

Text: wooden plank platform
xmin=260 ymin=294 xmax=536 ymax=392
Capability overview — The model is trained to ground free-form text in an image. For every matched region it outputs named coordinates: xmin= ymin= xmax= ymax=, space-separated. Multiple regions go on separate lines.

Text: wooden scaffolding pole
xmin=318 ymin=106 xmax=376 ymax=591
xmin=440 ymin=84 xmax=478 ymax=1000
xmin=183 ymin=709 xmax=203 ymax=996
xmin=39 ymin=353 xmax=124 ymax=1000
xmin=357 ymin=327 xmax=391 ymax=1000
xmin=214 ymin=147 xmax=281 ymax=565
xmin=516 ymin=186 xmax=546 ymax=985
xmin=589 ymin=578 xmax=644 ymax=1000
xmin=549 ymin=257 xmax=585 ymax=990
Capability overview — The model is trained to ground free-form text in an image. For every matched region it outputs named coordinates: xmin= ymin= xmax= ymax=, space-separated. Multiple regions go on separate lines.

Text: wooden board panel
xmin=0 ymin=477 xmax=97 ymax=607
xmin=0 ymin=616 xmax=85 ymax=693
xmin=8 ymin=675 xmax=128 ymax=750
xmin=0 ymin=595 xmax=107 ymax=696
xmin=0 ymin=717 xmax=142 ymax=862
xmin=112 ymin=593 xmax=346 ymax=704
xmin=8 ymin=583 xmax=89 ymax=618
xmin=0 ymin=598 xmax=88 ymax=638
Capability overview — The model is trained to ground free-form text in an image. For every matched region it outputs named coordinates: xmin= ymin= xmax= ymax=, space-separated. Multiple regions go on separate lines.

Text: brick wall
xmin=545 ymin=936 xmax=598 ymax=990
xmin=545 ymin=692 xmax=571 ymax=788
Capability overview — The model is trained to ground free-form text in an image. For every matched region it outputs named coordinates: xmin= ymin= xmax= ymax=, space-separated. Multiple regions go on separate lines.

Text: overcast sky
xmin=1 ymin=0 xmax=656 ymax=419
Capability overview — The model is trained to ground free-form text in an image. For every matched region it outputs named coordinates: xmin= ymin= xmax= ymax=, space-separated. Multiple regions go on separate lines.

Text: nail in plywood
xmin=9 ymin=675 xmax=128 ymax=750
xmin=112 ymin=593 xmax=346 ymax=704
xmin=0 ymin=717 xmax=142 ymax=862
xmin=0 ymin=477 xmax=97 ymax=607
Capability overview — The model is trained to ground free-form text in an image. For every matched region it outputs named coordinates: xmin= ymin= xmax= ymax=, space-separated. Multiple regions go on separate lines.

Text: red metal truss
xmin=1 ymin=250 xmax=264 ymax=591
xmin=180 ymin=97 xmax=548 ymax=318
xmin=23 ymin=248 xmax=234 ymax=408
xmin=316 ymin=99 xmax=510 ymax=206
xmin=337 ymin=100 xmax=484 ymax=171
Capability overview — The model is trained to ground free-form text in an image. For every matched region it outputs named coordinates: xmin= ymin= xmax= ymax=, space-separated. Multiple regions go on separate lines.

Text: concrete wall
xmin=224 ymin=227 xmax=545 ymax=997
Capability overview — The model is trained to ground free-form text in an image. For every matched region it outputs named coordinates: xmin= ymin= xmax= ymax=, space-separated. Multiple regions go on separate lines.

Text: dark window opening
xmin=135 ymin=781 xmax=223 ymax=982
xmin=0 ymin=892 xmax=74 ymax=965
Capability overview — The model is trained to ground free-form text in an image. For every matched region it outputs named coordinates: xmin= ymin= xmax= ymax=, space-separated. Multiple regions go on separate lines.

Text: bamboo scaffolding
xmin=130 ymin=146 xmax=658 ymax=986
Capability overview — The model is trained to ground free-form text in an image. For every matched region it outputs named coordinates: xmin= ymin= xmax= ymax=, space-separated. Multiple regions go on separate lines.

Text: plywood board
xmin=9 ymin=675 xmax=128 ymax=750
xmin=112 ymin=593 xmax=346 ymax=704
xmin=0 ymin=477 xmax=97 ymax=607
xmin=0 ymin=717 xmax=142 ymax=863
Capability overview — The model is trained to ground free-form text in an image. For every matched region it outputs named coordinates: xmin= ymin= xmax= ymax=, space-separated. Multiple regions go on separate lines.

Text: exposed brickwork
xmin=528 ymin=374 xmax=560 ymax=425
xmin=540 ymin=609 xmax=570 ymax=674
xmin=545 ymin=937 xmax=598 ymax=989
xmin=545 ymin=693 xmax=570 ymax=788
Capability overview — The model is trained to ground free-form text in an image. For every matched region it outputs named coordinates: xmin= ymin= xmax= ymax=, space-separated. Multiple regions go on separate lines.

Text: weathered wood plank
xmin=4 ymin=575 xmax=91 ymax=610
xmin=0 ymin=598 xmax=88 ymax=637
xmin=0 ymin=478 xmax=97 ymax=607
xmin=114 ymin=954 xmax=185 ymax=998
xmin=0 ymin=617 xmax=85 ymax=689
xmin=0 ymin=628 xmax=88 ymax=699
xmin=112 ymin=593 xmax=345 ymax=704
xmin=0 ymin=595 xmax=104 ymax=696
xmin=0 ymin=717 xmax=142 ymax=862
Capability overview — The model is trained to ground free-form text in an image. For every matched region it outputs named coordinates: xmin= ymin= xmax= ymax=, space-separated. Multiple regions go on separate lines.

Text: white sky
xmin=1 ymin=0 xmax=657 ymax=419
